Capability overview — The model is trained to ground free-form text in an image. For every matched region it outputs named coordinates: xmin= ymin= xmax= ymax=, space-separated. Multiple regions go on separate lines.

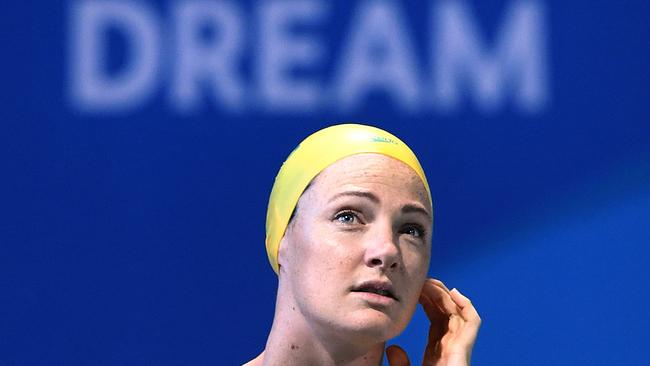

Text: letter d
xmin=69 ymin=0 xmax=160 ymax=112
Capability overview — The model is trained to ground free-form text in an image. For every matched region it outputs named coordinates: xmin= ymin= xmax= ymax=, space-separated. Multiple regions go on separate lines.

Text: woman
xmin=245 ymin=124 xmax=480 ymax=366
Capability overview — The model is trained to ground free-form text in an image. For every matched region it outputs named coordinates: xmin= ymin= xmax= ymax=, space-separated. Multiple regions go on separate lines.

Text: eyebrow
xmin=330 ymin=190 xmax=380 ymax=204
xmin=401 ymin=204 xmax=432 ymax=222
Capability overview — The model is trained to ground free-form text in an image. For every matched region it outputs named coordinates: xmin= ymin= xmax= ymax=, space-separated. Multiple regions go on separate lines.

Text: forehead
xmin=307 ymin=153 xmax=430 ymax=208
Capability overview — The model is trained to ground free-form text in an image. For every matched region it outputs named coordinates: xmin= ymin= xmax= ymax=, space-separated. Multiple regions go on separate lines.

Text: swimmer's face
xmin=278 ymin=153 xmax=432 ymax=341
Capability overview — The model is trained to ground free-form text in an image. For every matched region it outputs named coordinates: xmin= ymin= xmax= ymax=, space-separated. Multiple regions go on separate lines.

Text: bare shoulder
xmin=242 ymin=352 xmax=264 ymax=366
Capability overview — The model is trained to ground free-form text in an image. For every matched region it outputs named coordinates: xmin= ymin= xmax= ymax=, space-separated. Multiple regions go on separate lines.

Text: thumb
xmin=386 ymin=345 xmax=411 ymax=366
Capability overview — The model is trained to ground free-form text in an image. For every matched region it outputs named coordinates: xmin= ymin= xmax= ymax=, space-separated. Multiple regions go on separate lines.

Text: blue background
xmin=2 ymin=0 xmax=648 ymax=365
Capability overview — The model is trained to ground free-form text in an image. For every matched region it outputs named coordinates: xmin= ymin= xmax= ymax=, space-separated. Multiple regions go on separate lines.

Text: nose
xmin=364 ymin=223 xmax=400 ymax=271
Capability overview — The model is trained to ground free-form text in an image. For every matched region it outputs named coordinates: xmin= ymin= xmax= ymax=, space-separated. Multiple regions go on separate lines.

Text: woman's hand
xmin=386 ymin=279 xmax=481 ymax=366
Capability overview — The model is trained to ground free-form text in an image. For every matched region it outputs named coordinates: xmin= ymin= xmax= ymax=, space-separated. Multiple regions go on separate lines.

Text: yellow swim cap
xmin=265 ymin=123 xmax=432 ymax=274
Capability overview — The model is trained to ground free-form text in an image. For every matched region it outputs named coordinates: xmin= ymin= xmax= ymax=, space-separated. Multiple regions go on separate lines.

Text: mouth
xmin=351 ymin=281 xmax=399 ymax=301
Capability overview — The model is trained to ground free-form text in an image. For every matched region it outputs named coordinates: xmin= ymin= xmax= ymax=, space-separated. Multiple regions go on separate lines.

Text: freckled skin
xmin=247 ymin=154 xmax=432 ymax=366
xmin=282 ymin=154 xmax=431 ymax=343
xmin=248 ymin=153 xmax=482 ymax=366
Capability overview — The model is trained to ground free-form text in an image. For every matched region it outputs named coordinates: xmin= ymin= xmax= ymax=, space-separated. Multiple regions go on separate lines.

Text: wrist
xmin=438 ymin=351 xmax=471 ymax=366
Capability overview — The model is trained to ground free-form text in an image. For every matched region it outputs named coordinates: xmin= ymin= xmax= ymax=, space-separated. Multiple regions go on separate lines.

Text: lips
xmin=351 ymin=280 xmax=399 ymax=301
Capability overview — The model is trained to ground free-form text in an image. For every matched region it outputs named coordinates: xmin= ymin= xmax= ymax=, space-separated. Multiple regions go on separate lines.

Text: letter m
xmin=433 ymin=0 xmax=548 ymax=113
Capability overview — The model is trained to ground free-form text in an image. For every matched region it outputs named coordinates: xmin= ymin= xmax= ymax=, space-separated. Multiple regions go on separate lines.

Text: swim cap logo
xmin=371 ymin=136 xmax=398 ymax=145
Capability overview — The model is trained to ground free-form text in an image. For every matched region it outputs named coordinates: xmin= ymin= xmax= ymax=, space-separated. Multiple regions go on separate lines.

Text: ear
xmin=276 ymin=232 xmax=292 ymax=272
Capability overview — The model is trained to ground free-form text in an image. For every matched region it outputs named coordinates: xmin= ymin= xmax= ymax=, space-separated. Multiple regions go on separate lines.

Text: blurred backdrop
xmin=2 ymin=0 xmax=648 ymax=365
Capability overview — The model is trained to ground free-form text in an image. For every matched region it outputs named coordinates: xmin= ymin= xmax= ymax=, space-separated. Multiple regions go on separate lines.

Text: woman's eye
xmin=335 ymin=211 xmax=358 ymax=224
xmin=402 ymin=224 xmax=425 ymax=238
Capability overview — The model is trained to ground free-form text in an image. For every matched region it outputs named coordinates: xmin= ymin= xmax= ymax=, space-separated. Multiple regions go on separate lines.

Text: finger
xmin=421 ymin=303 xmax=445 ymax=364
xmin=450 ymin=288 xmax=481 ymax=323
xmin=450 ymin=288 xmax=482 ymax=344
xmin=419 ymin=292 xmax=447 ymax=324
xmin=421 ymin=279 xmax=450 ymax=304
xmin=449 ymin=288 xmax=470 ymax=309
xmin=421 ymin=279 xmax=458 ymax=315
xmin=386 ymin=345 xmax=411 ymax=366
xmin=419 ymin=295 xmax=448 ymax=355
xmin=429 ymin=278 xmax=452 ymax=293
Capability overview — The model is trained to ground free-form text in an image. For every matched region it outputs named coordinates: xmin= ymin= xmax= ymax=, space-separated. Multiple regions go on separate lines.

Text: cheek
xmin=304 ymin=240 xmax=357 ymax=284
xmin=402 ymin=250 xmax=430 ymax=292
xmin=403 ymin=244 xmax=430 ymax=271
xmin=293 ymin=234 xmax=364 ymax=306
xmin=290 ymin=237 xmax=360 ymax=320
xmin=291 ymin=230 xmax=345 ymax=283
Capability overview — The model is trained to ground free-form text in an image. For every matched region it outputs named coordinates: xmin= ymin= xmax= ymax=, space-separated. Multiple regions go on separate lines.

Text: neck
xmin=250 ymin=290 xmax=386 ymax=366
